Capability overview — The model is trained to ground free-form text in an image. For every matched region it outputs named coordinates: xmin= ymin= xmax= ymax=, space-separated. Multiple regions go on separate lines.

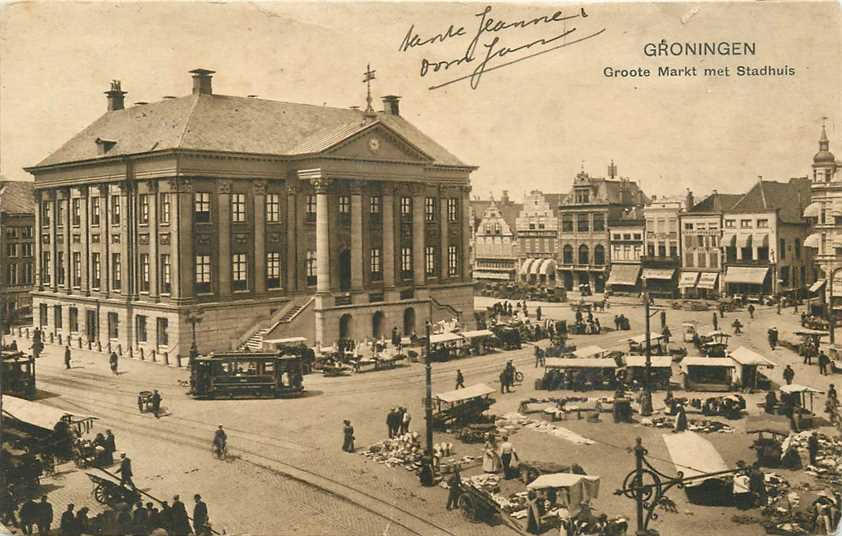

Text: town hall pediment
xmin=323 ymin=123 xmax=434 ymax=164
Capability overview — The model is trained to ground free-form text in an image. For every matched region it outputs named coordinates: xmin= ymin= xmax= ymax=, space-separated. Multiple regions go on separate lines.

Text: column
xmin=350 ymin=181 xmax=364 ymax=291
xmin=79 ymin=187 xmax=89 ymax=296
xmin=49 ymin=191 xmax=57 ymax=293
xmin=217 ymin=180 xmax=232 ymax=298
xmin=313 ymin=177 xmax=332 ymax=293
xmin=61 ymin=189 xmax=71 ymax=295
xmin=171 ymin=178 xmax=194 ymax=302
xmin=33 ymin=191 xmax=42 ymax=291
xmin=286 ymin=183 xmax=299 ymax=291
xmin=412 ymin=188 xmax=426 ymax=286
xmin=382 ymin=187 xmax=395 ymax=289
xmin=440 ymin=189 xmax=449 ymax=280
xmin=461 ymin=185 xmax=472 ymax=280
xmin=148 ymin=181 xmax=159 ymax=299
xmin=254 ymin=180 xmax=267 ymax=294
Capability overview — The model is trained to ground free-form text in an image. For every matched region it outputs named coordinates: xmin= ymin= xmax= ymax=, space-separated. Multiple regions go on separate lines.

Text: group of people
xmin=385 ymin=407 xmax=411 ymax=438
xmin=612 ymin=314 xmax=631 ymax=331
xmin=571 ymin=309 xmax=601 ymax=335
xmin=481 ymin=433 xmax=519 ymax=479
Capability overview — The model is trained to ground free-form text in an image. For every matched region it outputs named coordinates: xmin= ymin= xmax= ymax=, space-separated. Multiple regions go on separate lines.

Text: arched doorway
xmin=372 ymin=311 xmax=385 ymax=339
xmin=339 ymin=314 xmax=353 ymax=340
xmin=403 ymin=307 xmax=416 ymax=336
xmin=339 ymin=248 xmax=352 ymax=291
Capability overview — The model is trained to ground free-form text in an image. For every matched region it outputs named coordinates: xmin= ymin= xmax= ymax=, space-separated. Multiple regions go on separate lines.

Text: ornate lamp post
xmin=186 ymin=307 xmax=204 ymax=366
xmin=640 ymin=277 xmax=654 ymax=416
xmin=424 ymin=320 xmax=434 ymax=457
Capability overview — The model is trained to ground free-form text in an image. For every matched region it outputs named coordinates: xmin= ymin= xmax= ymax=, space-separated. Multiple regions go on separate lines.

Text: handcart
xmin=86 ymin=472 xmax=141 ymax=506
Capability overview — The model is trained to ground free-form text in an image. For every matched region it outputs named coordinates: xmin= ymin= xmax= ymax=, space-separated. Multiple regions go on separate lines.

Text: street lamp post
xmin=424 ymin=320 xmax=434 ymax=458
xmin=641 ymin=278 xmax=653 ymax=417
xmin=187 ymin=307 xmax=204 ymax=366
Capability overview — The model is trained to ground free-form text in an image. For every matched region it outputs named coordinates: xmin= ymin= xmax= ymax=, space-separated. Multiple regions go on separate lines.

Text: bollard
xmin=88 ymin=340 xmax=92 ymax=351
xmin=78 ymin=337 xmax=83 ymax=349
xmin=117 ymin=344 xmax=122 ymax=356
xmin=151 ymin=349 xmax=157 ymax=363
xmin=107 ymin=342 xmax=111 ymax=353
xmin=128 ymin=346 xmax=133 ymax=359
xmin=25 ymin=328 xmax=29 ymax=338
xmin=139 ymin=347 xmax=144 ymax=360
xmin=96 ymin=341 xmax=102 ymax=352
xmin=49 ymin=333 xmax=54 ymax=344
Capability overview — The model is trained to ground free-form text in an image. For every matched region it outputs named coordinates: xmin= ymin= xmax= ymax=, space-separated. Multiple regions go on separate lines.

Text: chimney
xmin=189 ymin=68 xmax=215 ymax=95
xmin=501 ymin=190 xmax=510 ymax=204
xmin=381 ymin=95 xmax=401 ymax=116
xmin=608 ymin=159 xmax=617 ymax=179
xmin=105 ymin=80 xmax=126 ymax=112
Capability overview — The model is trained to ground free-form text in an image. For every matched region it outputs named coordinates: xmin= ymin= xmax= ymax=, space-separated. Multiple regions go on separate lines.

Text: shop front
xmin=641 ymin=268 xmax=677 ymax=298
xmin=723 ymin=266 xmax=770 ymax=297
xmin=606 ymin=264 xmax=641 ymax=295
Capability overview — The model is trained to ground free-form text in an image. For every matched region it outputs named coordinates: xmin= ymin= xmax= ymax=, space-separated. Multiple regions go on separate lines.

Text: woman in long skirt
xmin=482 ymin=434 xmax=501 ymax=473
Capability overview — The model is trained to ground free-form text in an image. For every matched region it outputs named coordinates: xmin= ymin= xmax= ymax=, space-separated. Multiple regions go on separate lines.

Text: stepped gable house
xmin=26 ymin=69 xmax=476 ymax=359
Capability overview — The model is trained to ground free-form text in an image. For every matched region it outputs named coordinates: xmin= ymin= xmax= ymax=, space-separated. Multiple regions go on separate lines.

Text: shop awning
xmin=697 ymin=272 xmax=719 ymax=289
xmin=804 ymin=233 xmax=822 ymax=249
xmin=529 ymin=259 xmax=544 ymax=275
xmin=436 ymin=383 xmax=495 ymax=403
xmin=803 ymin=202 xmax=822 ymax=219
xmin=474 ymin=271 xmax=512 ymax=281
xmin=641 ymin=268 xmax=675 ymax=280
xmin=544 ymin=358 xmax=617 ymax=369
xmin=745 ymin=415 xmax=791 ymax=436
xmin=809 ymin=279 xmax=826 ymax=293
xmin=722 ymin=232 xmax=736 ymax=247
xmin=678 ymin=271 xmax=700 ymax=288
xmin=606 ymin=264 xmax=641 ymax=286
xmin=624 ymin=355 xmax=673 ymax=368
xmin=736 ymin=233 xmax=752 ymax=248
xmin=519 ymin=259 xmax=537 ymax=275
xmin=460 ymin=329 xmax=495 ymax=340
xmin=429 ymin=333 xmax=463 ymax=344
xmin=780 ymin=383 xmax=823 ymax=395
xmin=753 ymin=233 xmax=769 ymax=247
xmin=539 ymin=258 xmax=557 ymax=275
xmin=729 ymin=346 xmax=775 ymax=367
xmin=724 ymin=266 xmax=769 ymax=285
xmin=663 ymin=432 xmax=730 ymax=488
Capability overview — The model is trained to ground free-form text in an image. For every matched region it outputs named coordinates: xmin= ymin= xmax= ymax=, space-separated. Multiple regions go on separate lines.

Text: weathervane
xmin=363 ymin=64 xmax=376 ymax=112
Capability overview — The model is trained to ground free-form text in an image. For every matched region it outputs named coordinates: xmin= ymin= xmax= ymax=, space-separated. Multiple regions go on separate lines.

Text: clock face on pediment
xmin=368 ymin=137 xmax=381 ymax=153
xmin=325 ymin=126 xmax=432 ymax=163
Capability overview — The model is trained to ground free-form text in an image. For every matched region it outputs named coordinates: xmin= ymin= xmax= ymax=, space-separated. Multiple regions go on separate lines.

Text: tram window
xmin=264 ymin=361 xmax=275 ymax=374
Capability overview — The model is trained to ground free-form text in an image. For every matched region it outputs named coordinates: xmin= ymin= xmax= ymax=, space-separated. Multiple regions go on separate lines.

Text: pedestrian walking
xmin=819 ymin=352 xmax=830 ymax=375
xmin=35 ymin=496 xmax=53 ymax=536
xmin=783 ymin=365 xmax=795 ymax=385
xmin=749 ymin=463 xmax=767 ymax=507
xmin=499 ymin=369 xmax=508 ymax=394
xmin=768 ymin=327 xmax=779 ymax=350
xmin=673 ymin=404 xmax=688 ymax=432
xmin=0 ymin=486 xmax=18 ymax=529
xmin=386 ymin=409 xmax=396 ymax=439
xmin=117 ymin=453 xmax=135 ymax=489
xmin=170 ymin=495 xmax=191 ymax=536
xmin=64 ymin=346 xmax=72 ymax=369
xmin=109 ymin=351 xmax=119 ymax=375
xmin=131 ymin=502 xmax=148 ymax=535
xmin=446 ymin=467 xmax=462 ymax=510
xmin=19 ymin=497 xmax=37 ymax=535
xmin=193 ymin=495 xmax=209 ymax=536
xmin=104 ymin=429 xmax=116 ymax=465
xmin=151 ymin=389 xmax=162 ymax=418
xmin=60 ymin=503 xmax=78 ymax=536
xmin=401 ymin=408 xmax=411 ymax=435
xmin=662 ymin=325 xmax=671 ymax=344
xmin=748 ymin=304 xmax=755 ymax=319
xmin=777 ymin=300 xmax=782 ymax=315
xmin=534 ymin=346 xmax=542 ymax=368
xmin=732 ymin=319 xmax=743 ymax=335
xmin=455 ymin=369 xmax=465 ymax=389
xmin=158 ymin=501 xmax=173 ymax=533
xmin=499 ymin=435 xmax=519 ymax=479
xmin=808 ymin=432 xmax=820 ymax=466
xmin=75 ymin=507 xmax=90 ymax=536
xmin=536 ymin=306 xmax=542 ymax=322
xmin=342 ymin=419 xmax=355 ymax=452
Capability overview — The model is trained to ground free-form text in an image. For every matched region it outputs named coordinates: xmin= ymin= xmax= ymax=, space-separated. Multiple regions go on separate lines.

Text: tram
xmin=2 ymin=350 xmax=36 ymax=399
xmin=189 ymin=352 xmax=305 ymax=399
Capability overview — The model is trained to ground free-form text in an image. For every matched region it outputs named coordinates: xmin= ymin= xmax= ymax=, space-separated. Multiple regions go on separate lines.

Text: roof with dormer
xmin=726 ymin=177 xmax=811 ymax=224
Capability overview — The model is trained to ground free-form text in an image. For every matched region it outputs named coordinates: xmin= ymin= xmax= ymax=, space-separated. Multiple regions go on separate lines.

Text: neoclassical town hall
xmin=27 ymin=69 xmax=476 ymax=359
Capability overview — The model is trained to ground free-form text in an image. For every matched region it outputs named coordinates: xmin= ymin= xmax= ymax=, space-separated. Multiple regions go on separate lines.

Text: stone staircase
xmin=239 ymin=296 xmax=314 ymax=351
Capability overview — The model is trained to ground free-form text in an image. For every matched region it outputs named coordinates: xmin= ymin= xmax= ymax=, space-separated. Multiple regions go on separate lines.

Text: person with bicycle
xmin=213 ymin=425 xmax=227 ymax=459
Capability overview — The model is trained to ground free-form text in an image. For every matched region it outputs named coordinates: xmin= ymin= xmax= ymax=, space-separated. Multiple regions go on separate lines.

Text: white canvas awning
xmin=736 ymin=233 xmax=752 ymax=249
xmin=697 ymin=272 xmax=719 ymax=289
xmin=435 ymin=383 xmax=495 ymax=403
xmin=780 ymin=383 xmax=823 ymax=394
xmin=809 ymin=279 xmax=826 ymax=293
xmin=803 ymin=202 xmax=822 ymax=219
xmin=606 ymin=264 xmax=641 ymax=286
xmin=429 ymin=333 xmax=463 ymax=344
xmin=3 ymin=396 xmax=97 ymax=434
xmin=624 ymin=355 xmax=673 ymax=368
xmin=573 ymin=345 xmax=606 ymax=358
xmin=724 ymin=266 xmax=769 ymax=285
xmin=539 ymin=258 xmax=557 ymax=275
xmin=460 ymin=329 xmax=494 ymax=339
xmin=544 ymin=358 xmax=617 ymax=369
xmin=678 ymin=271 xmax=700 ymax=288
xmin=729 ymin=346 xmax=775 ymax=367
xmin=682 ymin=357 xmax=736 ymax=369
xmin=663 ymin=432 xmax=730 ymax=488
xmin=804 ymin=233 xmax=822 ymax=250
xmin=753 ymin=233 xmax=769 ymax=247
xmin=628 ymin=333 xmax=664 ymax=344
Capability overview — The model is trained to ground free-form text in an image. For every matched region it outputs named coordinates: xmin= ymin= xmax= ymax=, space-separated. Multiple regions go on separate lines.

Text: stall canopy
xmin=264 ymin=336 xmax=307 ymax=345
xmin=729 ymin=346 xmax=776 ymax=368
xmin=573 ymin=345 xmax=607 ymax=358
xmin=697 ymin=272 xmax=719 ymax=290
xmin=678 ymin=271 xmax=701 ymax=288
xmin=682 ymin=357 xmax=736 ymax=371
xmin=745 ymin=414 xmax=791 ymax=436
xmin=460 ymin=329 xmax=495 ymax=339
xmin=519 ymin=259 xmax=536 ymax=275
xmin=429 ymin=333 xmax=464 ymax=344
xmin=628 ymin=333 xmax=665 ymax=345
xmin=3 ymin=396 xmax=97 ymax=434
xmin=724 ymin=266 xmax=769 ymax=285
xmin=624 ymin=355 xmax=673 ymax=368
xmin=435 ymin=383 xmax=495 ymax=403
xmin=606 ymin=264 xmax=641 ymax=286
xmin=527 ymin=473 xmax=601 ymax=517
xmin=794 ymin=329 xmax=829 ymax=338
xmin=780 ymin=384 xmax=823 ymax=395
xmin=809 ymin=279 xmax=827 ymax=294
xmin=642 ymin=268 xmax=675 ymax=280
xmin=539 ymin=259 xmax=557 ymax=275
xmin=545 ymin=358 xmax=617 ymax=369
xmin=662 ymin=432 xmax=730 ymax=488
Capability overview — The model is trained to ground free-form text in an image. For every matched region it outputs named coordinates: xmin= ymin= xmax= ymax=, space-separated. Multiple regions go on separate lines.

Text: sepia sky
xmin=1 ymin=1 xmax=840 ymax=200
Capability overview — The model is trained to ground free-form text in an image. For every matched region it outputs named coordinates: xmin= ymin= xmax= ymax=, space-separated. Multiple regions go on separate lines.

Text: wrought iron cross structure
xmin=363 ymin=64 xmax=376 ymax=112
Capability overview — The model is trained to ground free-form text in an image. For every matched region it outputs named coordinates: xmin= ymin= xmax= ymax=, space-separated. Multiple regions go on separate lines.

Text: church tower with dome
xmin=812 ymin=122 xmax=838 ymax=183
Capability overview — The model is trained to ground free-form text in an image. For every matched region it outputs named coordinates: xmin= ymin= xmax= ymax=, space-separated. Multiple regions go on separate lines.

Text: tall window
xmin=160 ymin=254 xmax=171 ymax=294
xmin=400 ymin=247 xmax=413 ymax=277
xmin=136 ymin=315 xmax=148 ymax=343
xmin=57 ymin=200 xmax=66 ymax=227
xmin=232 ymin=254 xmax=248 ymax=291
xmin=69 ymin=307 xmax=79 ymax=333
xmin=54 ymin=305 xmax=62 ymax=329
xmin=57 ymin=252 xmax=65 ymax=286
xmin=6 ymin=264 xmax=17 ymax=286
xmin=42 ymin=251 xmax=51 ymax=285
xmin=107 ymin=312 xmax=119 ymax=339
xmin=563 ymin=245 xmax=573 ymax=264
xmin=448 ymin=245 xmax=458 ymax=276
xmin=562 ymin=214 xmax=573 ymax=232
xmin=425 ymin=197 xmax=436 ymax=222
xmin=266 ymin=194 xmax=281 ymax=223
xmin=266 ymin=252 xmax=282 ymax=289
xmin=111 ymin=195 xmax=121 ymax=225
xmin=594 ymin=245 xmax=606 ymax=265
xmin=231 ymin=193 xmax=246 ymax=223
xmin=306 ymin=251 xmax=317 ymax=286
xmin=779 ymin=239 xmax=786 ymax=259
xmin=156 ymin=318 xmax=169 ymax=346
xmin=425 ymin=246 xmax=436 ymax=275
xmin=7 ymin=244 xmax=17 ymax=257
xmin=72 ymin=252 xmax=81 ymax=287
xmin=111 ymin=253 xmax=122 ymax=290
xmin=71 ymin=198 xmax=81 ymax=226
xmin=159 ymin=193 xmax=171 ymax=224
xmin=577 ymin=213 xmax=590 ymax=232
xmin=305 ymin=195 xmax=317 ymax=221
xmin=578 ymin=245 xmax=589 ymax=265
xmin=42 ymin=201 xmax=52 ymax=227
xmin=139 ymin=194 xmax=150 ymax=224
xmin=400 ymin=197 xmax=412 ymax=218
xmin=22 ymin=263 xmax=32 ymax=285
xmin=39 ymin=304 xmax=48 ymax=326
xmin=370 ymin=248 xmax=382 ymax=280
xmin=447 ymin=198 xmax=458 ymax=222
xmin=370 ymin=196 xmax=381 ymax=215
xmin=338 ymin=195 xmax=351 ymax=214
xmin=194 ymin=255 xmax=212 ymax=293
xmin=140 ymin=254 xmax=150 ymax=292
xmin=593 ymin=213 xmax=605 ymax=232
xmin=91 ymin=253 xmax=101 ymax=289
xmin=194 ymin=193 xmax=211 ymax=223
xmin=91 ymin=198 xmax=101 ymax=226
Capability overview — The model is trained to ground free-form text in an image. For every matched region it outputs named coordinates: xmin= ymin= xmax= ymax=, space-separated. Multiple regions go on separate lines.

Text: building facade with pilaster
xmin=0 ymin=180 xmax=35 ymax=327
xmin=27 ymin=70 xmax=476 ymax=359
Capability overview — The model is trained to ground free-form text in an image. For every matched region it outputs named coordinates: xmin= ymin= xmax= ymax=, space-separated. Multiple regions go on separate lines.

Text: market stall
xmin=682 ymin=321 xmax=698 ymax=343
xmin=780 ymin=383 xmax=824 ymax=429
xmin=682 ymin=357 xmax=736 ymax=391
xmin=427 ymin=332 xmax=466 ymax=362
xmin=460 ymin=329 xmax=496 ymax=356
xmin=728 ymin=346 xmax=775 ymax=391
xmin=429 ymin=383 xmax=496 ymax=429
xmin=541 ymin=358 xmax=618 ymax=391
xmin=622 ymin=355 xmax=673 ymax=389
xmin=663 ymin=431 xmax=733 ymax=505
xmin=746 ymin=414 xmax=791 ymax=467
xmin=573 ymin=345 xmax=609 ymax=359
xmin=627 ymin=333 xmax=666 ymax=355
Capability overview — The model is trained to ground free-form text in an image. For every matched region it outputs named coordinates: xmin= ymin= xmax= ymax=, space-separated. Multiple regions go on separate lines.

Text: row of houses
xmin=471 ymin=128 xmax=835 ymax=300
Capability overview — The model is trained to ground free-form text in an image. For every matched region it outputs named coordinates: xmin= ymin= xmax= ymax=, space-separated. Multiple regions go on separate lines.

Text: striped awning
xmin=539 ymin=258 xmax=557 ymax=275
xmin=803 ymin=202 xmax=822 ymax=219
xmin=607 ymin=264 xmax=641 ymax=286
xmin=724 ymin=266 xmax=769 ymax=285
xmin=697 ymin=272 xmax=719 ymax=289
xmin=678 ymin=271 xmax=700 ymax=288
xmin=804 ymin=233 xmax=822 ymax=249
xmin=809 ymin=279 xmax=826 ymax=293
xmin=722 ymin=232 xmax=736 ymax=247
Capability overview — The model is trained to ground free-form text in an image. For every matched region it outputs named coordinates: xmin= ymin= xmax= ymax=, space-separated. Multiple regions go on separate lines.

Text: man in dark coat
xmin=151 ymin=390 xmax=162 ymax=418
xmin=446 ymin=467 xmax=462 ymax=510
xmin=117 ymin=453 xmax=135 ymax=489
xmin=103 ymin=429 xmax=116 ymax=465
xmin=109 ymin=351 xmax=119 ymax=374
xmin=64 ymin=346 xmax=72 ymax=369
xmin=35 ymin=496 xmax=53 ymax=536
xmin=19 ymin=497 xmax=38 ymax=535
xmin=783 ymin=365 xmax=795 ymax=385
xmin=145 ymin=502 xmax=160 ymax=533
xmin=455 ymin=369 xmax=465 ymax=389
xmin=749 ymin=463 xmax=767 ymax=507
xmin=391 ymin=326 xmax=401 ymax=348
xmin=342 ymin=420 xmax=355 ymax=453
xmin=808 ymin=432 xmax=820 ymax=466
xmin=193 ymin=495 xmax=209 ymax=536
xmin=170 ymin=495 xmax=192 ymax=536
xmin=819 ymin=352 xmax=830 ymax=376
xmin=158 ymin=501 xmax=173 ymax=532
xmin=132 ymin=502 xmax=148 ymax=535
xmin=60 ymin=503 xmax=78 ymax=536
